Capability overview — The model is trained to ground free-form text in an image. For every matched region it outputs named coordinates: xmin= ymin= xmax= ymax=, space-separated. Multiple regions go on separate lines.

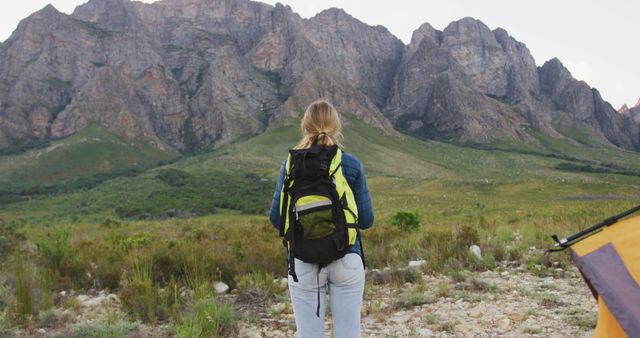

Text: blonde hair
xmin=294 ymin=100 xmax=343 ymax=149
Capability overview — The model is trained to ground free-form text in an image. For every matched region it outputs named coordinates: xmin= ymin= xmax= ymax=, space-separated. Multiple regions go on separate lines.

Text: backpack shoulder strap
xmin=279 ymin=153 xmax=293 ymax=237
xmin=329 ymin=147 xmax=343 ymax=177
xmin=285 ymin=152 xmax=293 ymax=177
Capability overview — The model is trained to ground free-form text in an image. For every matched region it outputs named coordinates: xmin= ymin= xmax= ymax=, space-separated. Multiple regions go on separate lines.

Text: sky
xmin=1 ymin=0 xmax=638 ymax=109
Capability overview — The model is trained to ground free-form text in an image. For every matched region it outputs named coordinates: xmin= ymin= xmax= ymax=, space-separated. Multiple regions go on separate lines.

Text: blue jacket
xmin=269 ymin=151 xmax=374 ymax=258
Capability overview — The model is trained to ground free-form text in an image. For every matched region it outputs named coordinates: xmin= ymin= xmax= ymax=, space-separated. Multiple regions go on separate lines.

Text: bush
xmin=9 ymin=254 xmax=53 ymax=327
xmin=119 ymin=254 xmax=163 ymax=324
xmin=0 ymin=278 xmax=11 ymax=328
xmin=174 ymin=297 xmax=235 ymax=338
xmin=390 ymin=211 xmax=421 ymax=232
xmin=0 ymin=220 xmax=25 ymax=257
xmin=396 ymin=289 xmax=435 ymax=308
xmin=234 ymin=271 xmax=284 ymax=303
xmin=34 ymin=226 xmax=85 ymax=288
xmin=422 ymin=230 xmax=455 ymax=273
xmin=116 ymin=232 xmax=153 ymax=252
xmin=156 ymin=169 xmax=194 ymax=187
xmin=453 ymin=225 xmax=479 ymax=250
xmin=70 ymin=321 xmax=140 ymax=338
xmin=101 ymin=218 xmax=122 ymax=228
xmin=151 ymin=246 xmax=190 ymax=285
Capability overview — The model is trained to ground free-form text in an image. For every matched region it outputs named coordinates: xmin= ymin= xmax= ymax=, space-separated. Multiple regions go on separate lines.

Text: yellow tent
xmin=553 ymin=205 xmax=640 ymax=337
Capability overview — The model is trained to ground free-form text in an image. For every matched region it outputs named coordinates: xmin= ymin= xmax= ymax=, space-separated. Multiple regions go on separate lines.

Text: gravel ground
xmin=236 ymin=265 xmax=597 ymax=337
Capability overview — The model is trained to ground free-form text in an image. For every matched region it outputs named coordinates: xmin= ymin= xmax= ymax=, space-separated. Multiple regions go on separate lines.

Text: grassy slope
xmin=0 ymin=124 xmax=177 ymax=186
xmin=2 ymin=115 xmax=640 ymax=229
xmin=174 ymin=113 xmax=640 ymax=179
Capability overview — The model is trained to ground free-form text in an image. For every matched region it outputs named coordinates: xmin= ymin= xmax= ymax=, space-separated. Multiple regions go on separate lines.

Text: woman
xmin=269 ymin=100 xmax=374 ymax=338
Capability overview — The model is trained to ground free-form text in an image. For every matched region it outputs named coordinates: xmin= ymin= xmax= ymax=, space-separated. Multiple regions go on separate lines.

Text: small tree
xmin=390 ymin=211 xmax=421 ymax=232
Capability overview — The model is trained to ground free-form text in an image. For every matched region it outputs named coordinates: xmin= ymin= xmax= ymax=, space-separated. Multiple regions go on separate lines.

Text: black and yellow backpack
xmin=278 ymin=142 xmax=360 ymax=282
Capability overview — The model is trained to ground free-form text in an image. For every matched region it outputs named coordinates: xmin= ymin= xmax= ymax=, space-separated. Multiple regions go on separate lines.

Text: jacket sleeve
xmin=269 ymin=160 xmax=287 ymax=230
xmin=353 ymin=159 xmax=374 ymax=229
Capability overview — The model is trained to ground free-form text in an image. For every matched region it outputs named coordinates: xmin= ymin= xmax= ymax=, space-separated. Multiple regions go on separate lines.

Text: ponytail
xmin=295 ymin=100 xmax=343 ymax=149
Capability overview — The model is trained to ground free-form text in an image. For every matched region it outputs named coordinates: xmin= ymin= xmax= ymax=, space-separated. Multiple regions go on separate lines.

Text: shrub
xmin=14 ymin=259 xmax=34 ymax=325
xmin=35 ymin=308 xmax=58 ymax=329
xmin=34 ymin=226 xmax=84 ymax=288
xmin=453 ymin=225 xmax=479 ymax=251
xmin=101 ymin=218 xmax=122 ymax=228
xmin=435 ymin=282 xmax=451 ymax=298
xmin=0 ymin=220 xmax=24 ymax=257
xmin=367 ymin=267 xmax=422 ymax=286
xmin=468 ymin=278 xmax=498 ymax=293
xmin=483 ymin=241 xmax=507 ymax=262
xmin=396 ymin=289 xmax=435 ymax=308
xmin=389 ymin=211 xmax=421 ymax=232
xmin=564 ymin=308 xmax=596 ymax=330
xmin=208 ymin=223 xmax=286 ymax=287
xmin=116 ymin=232 xmax=152 ymax=252
xmin=151 ymin=245 xmax=190 ymax=285
xmin=424 ymin=313 xmax=440 ymax=325
xmin=119 ymin=254 xmax=162 ymax=324
xmin=422 ymin=230 xmax=455 ymax=273
xmin=436 ymin=320 xmax=458 ymax=333
xmin=70 ymin=321 xmax=140 ymax=338
xmin=174 ymin=297 xmax=235 ymax=338
xmin=161 ymin=277 xmax=182 ymax=323
xmin=0 ymin=280 xmax=11 ymax=329
xmin=183 ymin=248 xmax=213 ymax=301
xmin=59 ymin=296 xmax=81 ymax=312
xmin=156 ymin=169 xmax=194 ymax=187
xmin=234 ymin=271 xmax=284 ymax=303
xmin=91 ymin=251 xmax=124 ymax=291
xmin=10 ymin=254 xmax=53 ymax=326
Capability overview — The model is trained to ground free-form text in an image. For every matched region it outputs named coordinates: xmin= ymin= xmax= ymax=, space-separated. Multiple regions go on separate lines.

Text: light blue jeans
xmin=288 ymin=253 xmax=365 ymax=338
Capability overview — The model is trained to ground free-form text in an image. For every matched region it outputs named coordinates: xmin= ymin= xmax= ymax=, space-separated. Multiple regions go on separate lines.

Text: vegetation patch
xmin=174 ymin=297 xmax=236 ymax=338
xmin=389 ymin=211 xmax=421 ymax=232
xmin=115 ymin=170 xmax=272 ymax=219
xmin=396 ymin=289 xmax=435 ymax=308
xmin=556 ymin=162 xmax=640 ymax=177
xmin=234 ymin=271 xmax=285 ymax=304
xmin=69 ymin=321 xmax=140 ymax=338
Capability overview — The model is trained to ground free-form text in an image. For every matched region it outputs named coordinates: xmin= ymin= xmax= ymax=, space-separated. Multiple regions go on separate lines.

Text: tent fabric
xmin=572 ymin=244 xmax=640 ymax=337
xmin=593 ymin=298 xmax=626 ymax=338
xmin=571 ymin=215 xmax=640 ymax=338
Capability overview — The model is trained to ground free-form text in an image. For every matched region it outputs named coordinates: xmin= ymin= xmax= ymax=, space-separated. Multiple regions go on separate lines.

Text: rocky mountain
xmin=619 ymin=99 xmax=640 ymax=125
xmin=0 ymin=0 xmax=637 ymax=153
xmin=387 ymin=19 xmax=638 ymax=149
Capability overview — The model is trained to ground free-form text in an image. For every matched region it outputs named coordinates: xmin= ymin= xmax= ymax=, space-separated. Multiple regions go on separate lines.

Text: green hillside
xmin=0 ymin=123 xmax=177 ymax=187
xmin=1 ymin=115 xmax=640 ymax=226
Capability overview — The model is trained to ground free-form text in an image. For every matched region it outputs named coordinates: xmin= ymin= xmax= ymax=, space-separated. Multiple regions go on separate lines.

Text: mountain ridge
xmin=0 ymin=0 xmax=637 ymax=155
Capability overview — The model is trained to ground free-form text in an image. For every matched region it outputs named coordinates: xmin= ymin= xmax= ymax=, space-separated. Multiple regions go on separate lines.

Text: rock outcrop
xmin=539 ymin=59 xmax=639 ymax=149
xmin=620 ymin=99 xmax=640 ymax=125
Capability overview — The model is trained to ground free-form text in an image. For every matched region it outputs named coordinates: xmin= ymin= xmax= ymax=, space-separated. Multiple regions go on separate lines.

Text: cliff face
xmin=0 ymin=0 xmax=637 ymax=153
xmin=620 ymin=99 xmax=640 ymax=125
xmin=386 ymin=18 xmax=638 ymax=148
xmin=386 ymin=20 xmax=536 ymax=143
xmin=538 ymin=59 xmax=639 ymax=149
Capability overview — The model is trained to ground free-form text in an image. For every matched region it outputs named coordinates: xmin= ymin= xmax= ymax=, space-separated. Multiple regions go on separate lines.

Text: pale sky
xmin=1 ymin=0 xmax=638 ymax=109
